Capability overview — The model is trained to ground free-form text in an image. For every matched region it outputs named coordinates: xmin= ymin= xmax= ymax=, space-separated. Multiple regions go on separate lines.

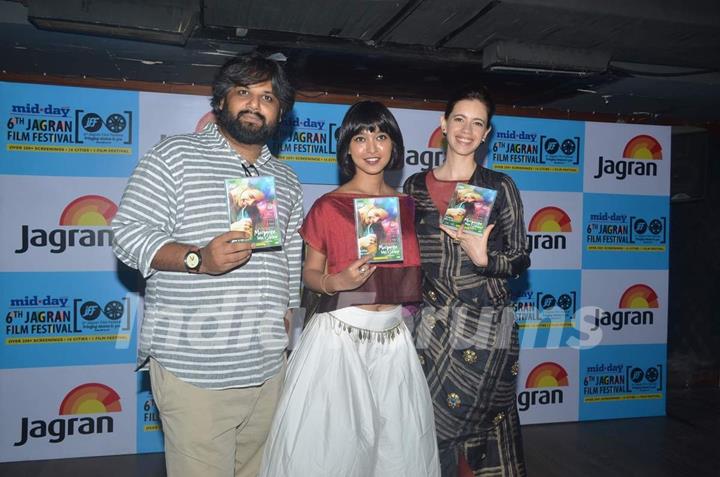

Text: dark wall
xmin=667 ymin=129 xmax=720 ymax=388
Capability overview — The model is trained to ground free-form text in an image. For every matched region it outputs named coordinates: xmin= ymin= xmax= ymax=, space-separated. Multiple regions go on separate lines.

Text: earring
xmin=442 ymin=129 xmax=447 ymax=136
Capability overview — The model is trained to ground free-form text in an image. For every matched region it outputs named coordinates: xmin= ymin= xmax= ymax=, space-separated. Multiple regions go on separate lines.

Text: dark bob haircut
xmin=210 ymin=52 xmax=295 ymax=118
xmin=444 ymin=85 xmax=496 ymax=123
xmin=336 ymin=101 xmax=404 ymax=179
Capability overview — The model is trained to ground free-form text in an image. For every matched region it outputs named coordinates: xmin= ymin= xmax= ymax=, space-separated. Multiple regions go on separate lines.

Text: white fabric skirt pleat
xmin=259 ymin=305 xmax=440 ymax=477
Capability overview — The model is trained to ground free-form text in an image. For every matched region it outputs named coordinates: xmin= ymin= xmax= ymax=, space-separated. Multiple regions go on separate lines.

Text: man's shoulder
xmin=265 ymin=155 xmax=301 ymax=185
xmin=138 ymin=129 xmax=223 ymax=172
xmin=150 ymin=130 xmax=214 ymax=155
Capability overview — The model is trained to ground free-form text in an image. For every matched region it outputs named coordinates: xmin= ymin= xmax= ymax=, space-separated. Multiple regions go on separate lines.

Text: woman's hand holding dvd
xmin=439 ymin=223 xmax=495 ymax=268
xmin=327 ymin=255 xmax=376 ymax=293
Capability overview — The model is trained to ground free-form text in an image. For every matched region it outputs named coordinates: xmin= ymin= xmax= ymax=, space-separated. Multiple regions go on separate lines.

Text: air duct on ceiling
xmin=27 ymin=0 xmax=199 ymax=46
xmin=483 ymin=40 xmax=610 ymax=76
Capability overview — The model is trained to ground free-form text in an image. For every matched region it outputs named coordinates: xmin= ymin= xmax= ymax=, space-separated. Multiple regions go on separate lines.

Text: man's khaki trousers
xmin=149 ymin=359 xmax=284 ymax=477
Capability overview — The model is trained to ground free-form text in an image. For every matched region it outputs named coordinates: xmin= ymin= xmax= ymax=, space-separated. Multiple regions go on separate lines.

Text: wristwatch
xmin=183 ymin=248 xmax=202 ymax=273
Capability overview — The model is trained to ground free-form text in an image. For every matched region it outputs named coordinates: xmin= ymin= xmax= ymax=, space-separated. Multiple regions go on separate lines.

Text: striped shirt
xmin=112 ymin=123 xmax=303 ymax=389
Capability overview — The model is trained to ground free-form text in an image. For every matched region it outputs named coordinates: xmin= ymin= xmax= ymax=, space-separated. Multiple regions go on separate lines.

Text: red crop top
xmin=300 ymin=192 xmax=422 ymax=311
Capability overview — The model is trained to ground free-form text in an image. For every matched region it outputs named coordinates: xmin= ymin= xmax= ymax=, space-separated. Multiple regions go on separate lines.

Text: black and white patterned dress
xmin=404 ymin=166 xmax=530 ymax=477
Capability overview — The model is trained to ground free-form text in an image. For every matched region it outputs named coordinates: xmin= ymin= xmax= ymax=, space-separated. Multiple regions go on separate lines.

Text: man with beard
xmin=112 ymin=53 xmax=303 ymax=477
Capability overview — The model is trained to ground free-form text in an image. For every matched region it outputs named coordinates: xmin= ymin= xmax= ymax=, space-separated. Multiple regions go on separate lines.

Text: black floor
xmin=2 ymin=388 xmax=718 ymax=477
xmin=523 ymin=388 xmax=720 ymax=477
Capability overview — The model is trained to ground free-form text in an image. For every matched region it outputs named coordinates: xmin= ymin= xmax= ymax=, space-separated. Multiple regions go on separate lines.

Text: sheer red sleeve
xmin=299 ymin=194 xmax=359 ymax=274
xmin=299 ymin=197 xmax=328 ymax=255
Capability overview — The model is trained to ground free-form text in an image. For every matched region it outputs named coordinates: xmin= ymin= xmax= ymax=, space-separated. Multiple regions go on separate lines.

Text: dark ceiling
xmin=2 ymin=0 xmax=719 ymax=123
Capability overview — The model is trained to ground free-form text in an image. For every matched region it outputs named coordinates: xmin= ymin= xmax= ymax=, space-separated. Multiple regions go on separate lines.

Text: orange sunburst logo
xmin=622 ymin=135 xmax=662 ymax=160
xmin=59 ymin=383 xmax=122 ymax=415
xmin=525 ymin=362 xmax=569 ymax=388
xmin=58 ymin=195 xmax=117 ymax=226
xmin=619 ymin=284 xmax=659 ymax=309
xmin=528 ymin=206 xmax=572 ymax=233
xmin=427 ymin=127 xmax=445 ymax=148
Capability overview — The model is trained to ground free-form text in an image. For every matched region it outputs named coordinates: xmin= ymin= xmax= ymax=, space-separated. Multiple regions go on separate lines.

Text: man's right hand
xmin=201 ymin=231 xmax=253 ymax=275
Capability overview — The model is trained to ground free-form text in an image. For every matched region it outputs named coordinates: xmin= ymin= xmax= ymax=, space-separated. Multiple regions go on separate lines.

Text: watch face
xmin=185 ymin=252 xmax=200 ymax=269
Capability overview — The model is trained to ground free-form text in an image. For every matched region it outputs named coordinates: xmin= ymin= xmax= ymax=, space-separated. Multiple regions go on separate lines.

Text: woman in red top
xmin=260 ymin=101 xmax=440 ymax=477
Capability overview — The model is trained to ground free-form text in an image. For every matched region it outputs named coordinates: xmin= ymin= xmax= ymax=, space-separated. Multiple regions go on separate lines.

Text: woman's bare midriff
xmin=356 ymin=304 xmax=398 ymax=312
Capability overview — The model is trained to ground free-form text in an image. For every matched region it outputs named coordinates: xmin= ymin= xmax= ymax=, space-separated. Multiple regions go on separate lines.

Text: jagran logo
xmin=526 ymin=206 xmax=572 ymax=252
xmin=405 ymin=127 xmax=445 ymax=171
xmin=592 ymin=284 xmax=658 ymax=331
xmin=593 ymin=135 xmax=662 ymax=180
xmin=15 ymin=195 xmax=117 ymax=254
xmin=517 ymin=362 xmax=568 ymax=412
xmin=14 ymin=383 xmax=121 ymax=446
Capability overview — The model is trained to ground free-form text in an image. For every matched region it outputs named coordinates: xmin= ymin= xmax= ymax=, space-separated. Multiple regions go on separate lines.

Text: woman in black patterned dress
xmin=403 ymin=87 xmax=530 ymax=477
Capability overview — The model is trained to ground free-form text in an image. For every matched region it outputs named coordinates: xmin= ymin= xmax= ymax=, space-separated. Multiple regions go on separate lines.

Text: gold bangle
xmin=320 ymin=273 xmax=336 ymax=296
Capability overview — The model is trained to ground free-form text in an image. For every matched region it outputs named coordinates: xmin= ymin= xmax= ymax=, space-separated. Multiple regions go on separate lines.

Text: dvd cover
xmin=441 ymin=183 xmax=497 ymax=235
xmin=225 ymin=176 xmax=282 ymax=249
xmin=353 ymin=196 xmax=403 ymax=263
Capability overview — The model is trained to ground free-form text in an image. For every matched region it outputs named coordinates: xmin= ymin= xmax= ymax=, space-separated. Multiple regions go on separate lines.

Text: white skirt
xmin=259 ymin=306 xmax=440 ymax=477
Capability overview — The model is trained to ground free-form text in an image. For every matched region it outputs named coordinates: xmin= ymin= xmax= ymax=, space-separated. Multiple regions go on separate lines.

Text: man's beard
xmin=217 ymin=106 xmax=277 ymax=145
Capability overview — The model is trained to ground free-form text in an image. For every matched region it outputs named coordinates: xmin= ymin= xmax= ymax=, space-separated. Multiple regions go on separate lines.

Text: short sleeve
xmin=299 ymin=198 xmax=327 ymax=254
